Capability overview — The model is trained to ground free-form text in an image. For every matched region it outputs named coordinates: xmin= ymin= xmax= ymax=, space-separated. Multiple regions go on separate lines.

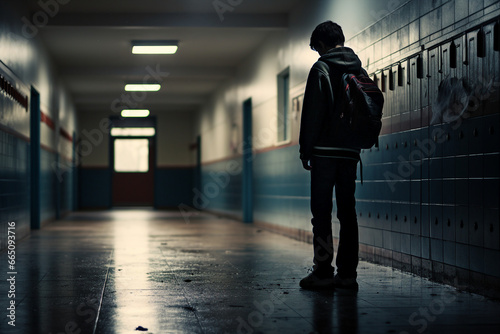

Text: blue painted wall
xmin=79 ymin=168 xmax=111 ymax=209
xmin=155 ymin=167 xmax=195 ymax=208
xmin=40 ymin=148 xmax=57 ymax=223
xmin=200 ymin=157 xmax=243 ymax=218
xmin=0 ymin=130 xmax=30 ymax=250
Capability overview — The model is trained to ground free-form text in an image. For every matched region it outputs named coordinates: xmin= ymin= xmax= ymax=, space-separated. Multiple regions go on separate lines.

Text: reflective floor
xmin=1 ymin=209 xmax=500 ymax=334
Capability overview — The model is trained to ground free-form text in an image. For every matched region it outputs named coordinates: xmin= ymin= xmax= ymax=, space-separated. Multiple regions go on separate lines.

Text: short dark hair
xmin=310 ymin=21 xmax=345 ymax=51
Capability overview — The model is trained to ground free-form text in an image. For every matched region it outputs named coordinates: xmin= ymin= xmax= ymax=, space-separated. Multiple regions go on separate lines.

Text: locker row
xmin=361 ymin=113 xmax=500 ymax=165
xmin=350 ymin=201 xmax=500 ymax=250
xmin=372 ymin=20 xmax=500 ymax=119
xmin=357 ymin=226 xmax=499 ymax=275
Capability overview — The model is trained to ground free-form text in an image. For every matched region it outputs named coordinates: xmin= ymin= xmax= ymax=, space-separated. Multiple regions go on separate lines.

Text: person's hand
xmin=301 ymin=159 xmax=312 ymax=171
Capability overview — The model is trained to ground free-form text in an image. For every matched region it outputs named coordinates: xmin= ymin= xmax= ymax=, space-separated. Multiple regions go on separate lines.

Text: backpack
xmin=340 ymin=73 xmax=384 ymax=149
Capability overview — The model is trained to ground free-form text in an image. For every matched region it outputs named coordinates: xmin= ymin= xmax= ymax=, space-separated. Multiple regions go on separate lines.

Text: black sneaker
xmin=299 ymin=271 xmax=334 ymax=290
xmin=333 ymin=274 xmax=358 ymax=290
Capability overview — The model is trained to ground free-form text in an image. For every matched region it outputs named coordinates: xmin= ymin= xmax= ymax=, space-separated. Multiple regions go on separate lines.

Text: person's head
xmin=310 ymin=21 xmax=345 ymax=56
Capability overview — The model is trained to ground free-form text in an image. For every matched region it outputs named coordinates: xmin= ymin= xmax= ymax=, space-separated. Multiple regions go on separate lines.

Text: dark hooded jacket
xmin=299 ymin=47 xmax=367 ymax=161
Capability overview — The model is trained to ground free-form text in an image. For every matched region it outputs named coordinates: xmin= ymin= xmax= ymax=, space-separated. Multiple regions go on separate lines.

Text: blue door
xmin=242 ymin=98 xmax=253 ymax=223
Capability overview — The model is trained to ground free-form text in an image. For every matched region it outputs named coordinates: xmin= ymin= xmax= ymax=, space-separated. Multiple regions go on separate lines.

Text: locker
xmin=466 ymin=29 xmax=484 ymax=117
xmin=379 ymin=134 xmax=391 ymax=162
xmin=428 ymin=46 xmax=442 ymax=124
xmin=392 ymin=202 xmax=401 ymax=232
xmin=455 ymin=178 xmax=469 ymax=206
xmin=468 ymin=206 xmax=484 ymax=247
xmin=421 ymin=236 xmax=431 ymax=260
xmin=421 ymin=203 xmax=430 ymax=237
xmin=410 ymin=180 xmax=421 ymax=204
xmin=430 ymin=178 xmax=443 ymax=204
xmin=469 ymin=246 xmax=485 ymax=273
xmin=401 ymin=233 xmax=411 ymax=255
xmin=411 ymin=234 xmax=421 ymax=257
xmin=400 ymin=130 xmax=412 ymax=160
xmin=484 ymin=208 xmax=500 ymax=250
xmin=456 ymin=243 xmax=470 ymax=270
xmin=442 ymin=178 xmax=456 ymax=205
xmin=468 ymin=154 xmax=484 ymax=178
xmin=442 ymin=122 xmax=458 ymax=157
xmin=443 ymin=240 xmax=456 ymax=266
xmin=443 ymin=205 xmax=456 ymax=242
xmin=483 ymin=153 xmax=500 ymax=178
xmin=482 ymin=113 xmax=499 ymax=154
xmin=391 ymin=132 xmax=401 ymax=162
xmin=431 ymin=238 xmax=444 ymax=262
xmin=483 ymin=22 xmax=500 ymax=115
xmin=467 ymin=116 xmax=486 ymax=155
xmin=409 ymin=56 xmax=422 ymax=129
xmin=400 ymin=203 xmax=411 ymax=234
xmin=483 ymin=178 xmax=499 ymax=209
xmin=468 ymin=179 xmax=484 ymax=207
xmin=442 ymin=156 xmax=456 ymax=179
xmin=456 ymin=205 xmax=469 ymax=244
xmin=430 ymin=205 xmax=443 ymax=240
xmin=392 ymin=231 xmax=402 ymax=252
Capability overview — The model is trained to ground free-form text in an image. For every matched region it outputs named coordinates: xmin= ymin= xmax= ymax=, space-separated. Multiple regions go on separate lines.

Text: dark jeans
xmin=310 ymin=156 xmax=359 ymax=279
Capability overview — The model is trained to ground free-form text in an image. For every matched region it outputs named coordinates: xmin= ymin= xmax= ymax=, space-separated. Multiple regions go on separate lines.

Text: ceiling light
xmin=124 ymin=84 xmax=161 ymax=92
xmin=121 ymin=109 xmax=150 ymax=117
xmin=132 ymin=40 xmax=178 ymax=54
xmin=111 ymin=127 xmax=155 ymax=137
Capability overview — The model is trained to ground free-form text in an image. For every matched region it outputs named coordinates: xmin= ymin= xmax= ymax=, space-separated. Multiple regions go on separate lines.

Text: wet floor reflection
xmin=2 ymin=209 xmax=499 ymax=334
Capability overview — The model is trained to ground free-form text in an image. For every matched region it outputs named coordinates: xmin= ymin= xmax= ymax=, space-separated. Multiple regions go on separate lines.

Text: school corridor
xmin=1 ymin=0 xmax=500 ymax=333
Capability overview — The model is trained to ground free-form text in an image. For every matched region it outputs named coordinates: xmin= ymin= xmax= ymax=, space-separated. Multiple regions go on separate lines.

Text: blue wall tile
xmin=0 ymin=130 xmax=30 ymax=251
xmin=79 ymin=168 xmax=111 ymax=209
xmin=155 ymin=167 xmax=194 ymax=208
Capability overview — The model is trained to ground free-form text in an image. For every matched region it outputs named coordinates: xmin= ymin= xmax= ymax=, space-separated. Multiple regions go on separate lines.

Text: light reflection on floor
xmin=1 ymin=209 xmax=499 ymax=334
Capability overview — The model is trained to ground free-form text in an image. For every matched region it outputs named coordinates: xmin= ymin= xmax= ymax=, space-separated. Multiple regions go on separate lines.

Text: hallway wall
xmin=195 ymin=0 xmax=500 ymax=294
xmin=0 ymin=1 xmax=77 ymax=250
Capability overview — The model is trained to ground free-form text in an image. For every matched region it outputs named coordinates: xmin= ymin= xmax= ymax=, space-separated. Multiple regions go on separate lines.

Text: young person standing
xmin=299 ymin=21 xmax=367 ymax=290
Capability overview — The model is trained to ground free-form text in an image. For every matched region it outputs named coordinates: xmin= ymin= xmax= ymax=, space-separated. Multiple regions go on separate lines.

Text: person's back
xmin=299 ymin=21 xmax=363 ymax=291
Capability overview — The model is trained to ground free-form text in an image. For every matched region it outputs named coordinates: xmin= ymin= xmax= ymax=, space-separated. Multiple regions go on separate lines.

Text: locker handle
xmin=477 ymin=28 xmax=486 ymax=58
xmin=494 ymin=21 xmax=499 ymax=51
xmin=450 ymin=41 xmax=457 ymax=68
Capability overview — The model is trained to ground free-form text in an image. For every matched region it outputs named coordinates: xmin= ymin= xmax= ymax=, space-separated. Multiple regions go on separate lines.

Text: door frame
xmin=242 ymin=98 xmax=253 ymax=223
xmin=108 ymin=116 xmax=157 ymax=207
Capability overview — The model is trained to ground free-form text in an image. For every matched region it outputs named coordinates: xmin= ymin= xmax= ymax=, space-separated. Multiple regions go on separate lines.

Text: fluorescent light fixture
xmin=121 ymin=109 xmax=150 ymax=118
xmin=111 ymin=127 xmax=156 ymax=137
xmin=124 ymin=84 xmax=161 ymax=92
xmin=132 ymin=40 xmax=178 ymax=54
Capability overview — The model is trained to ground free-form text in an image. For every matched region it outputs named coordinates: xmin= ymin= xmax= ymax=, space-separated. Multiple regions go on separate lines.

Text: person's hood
xmin=318 ymin=47 xmax=363 ymax=74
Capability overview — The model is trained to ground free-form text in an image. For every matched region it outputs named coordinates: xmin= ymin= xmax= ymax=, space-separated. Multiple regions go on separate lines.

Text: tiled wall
xmin=155 ymin=167 xmax=195 ymax=209
xmin=79 ymin=168 xmax=111 ymax=209
xmin=200 ymin=158 xmax=243 ymax=218
xmin=0 ymin=129 xmax=30 ymax=250
xmin=350 ymin=1 xmax=500 ymax=288
xmin=40 ymin=148 xmax=57 ymax=223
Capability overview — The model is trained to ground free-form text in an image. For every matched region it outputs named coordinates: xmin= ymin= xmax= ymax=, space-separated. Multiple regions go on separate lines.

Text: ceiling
xmin=29 ymin=0 xmax=302 ymax=114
